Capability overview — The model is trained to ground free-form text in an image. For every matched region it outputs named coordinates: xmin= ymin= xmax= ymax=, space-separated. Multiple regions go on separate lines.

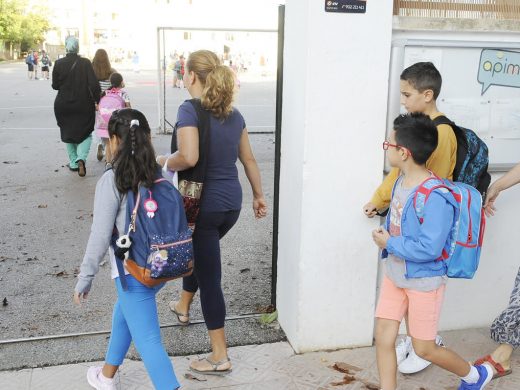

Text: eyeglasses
xmin=382 ymin=141 xmax=412 ymax=156
xmin=382 ymin=141 xmax=402 ymax=150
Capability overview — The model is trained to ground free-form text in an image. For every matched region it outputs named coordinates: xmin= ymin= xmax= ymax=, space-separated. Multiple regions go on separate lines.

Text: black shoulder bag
xmin=170 ymin=98 xmax=211 ymax=230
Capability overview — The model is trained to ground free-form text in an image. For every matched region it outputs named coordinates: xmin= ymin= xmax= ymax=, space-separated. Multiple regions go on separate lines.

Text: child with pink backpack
xmin=96 ymin=72 xmax=131 ymax=163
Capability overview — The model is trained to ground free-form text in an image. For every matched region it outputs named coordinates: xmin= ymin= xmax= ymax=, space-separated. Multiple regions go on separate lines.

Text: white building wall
xmin=278 ymin=0 xmax=394 ymax=352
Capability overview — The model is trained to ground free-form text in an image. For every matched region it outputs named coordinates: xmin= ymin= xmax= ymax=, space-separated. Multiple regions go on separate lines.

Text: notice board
xmin=387 ymin=40 xmax=520 ymax=170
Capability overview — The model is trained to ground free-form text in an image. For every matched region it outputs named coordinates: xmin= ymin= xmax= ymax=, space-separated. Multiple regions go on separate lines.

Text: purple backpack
xmin=98 ymin=89 xmax=126 ymax=131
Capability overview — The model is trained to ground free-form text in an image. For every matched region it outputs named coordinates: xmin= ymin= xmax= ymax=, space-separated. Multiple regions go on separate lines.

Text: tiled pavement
xmin=1 ymin=328 xmax=519 ymax=389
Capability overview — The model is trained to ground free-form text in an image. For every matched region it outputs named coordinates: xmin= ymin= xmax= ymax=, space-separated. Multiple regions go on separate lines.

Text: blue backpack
xmin=433 ymin=116 xmax=491 ymax=198
xmin=113 ymin=177 xmax=194 ymax=290
xmin=413 ymin=176 xmax=486 ymax=279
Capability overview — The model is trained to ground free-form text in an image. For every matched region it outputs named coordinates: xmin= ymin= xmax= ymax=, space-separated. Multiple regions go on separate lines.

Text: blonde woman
xmin=157 ymin=50 xmax=267 ymax=375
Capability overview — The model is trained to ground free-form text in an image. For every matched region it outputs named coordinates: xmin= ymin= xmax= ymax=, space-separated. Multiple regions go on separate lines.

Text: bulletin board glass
xmin=387 ymin=39 xmax=520 ymax=171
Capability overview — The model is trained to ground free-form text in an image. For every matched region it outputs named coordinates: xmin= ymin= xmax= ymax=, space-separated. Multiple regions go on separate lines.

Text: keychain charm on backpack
xmin=144 ymin=191 xmax=158 ymax=218
xmin=115 ymin=234 xmax=132 ymax=259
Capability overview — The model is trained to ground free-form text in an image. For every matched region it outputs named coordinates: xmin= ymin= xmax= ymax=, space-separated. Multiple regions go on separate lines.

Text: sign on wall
xmin=325 ymin=0 xmax=367 ymax=14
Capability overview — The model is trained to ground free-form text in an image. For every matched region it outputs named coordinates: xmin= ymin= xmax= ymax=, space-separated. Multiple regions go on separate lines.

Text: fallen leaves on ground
xmin=329 ymin=361 xmax=379 ymax=389
xmin=184 ymin=372 xmax=207 ymax=382
xmin=332 ymin=362 xmax=362 ymax=373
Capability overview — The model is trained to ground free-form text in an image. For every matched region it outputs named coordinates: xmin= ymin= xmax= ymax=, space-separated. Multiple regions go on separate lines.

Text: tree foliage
xmin=0 ymin=0 xmax=50 ymax=50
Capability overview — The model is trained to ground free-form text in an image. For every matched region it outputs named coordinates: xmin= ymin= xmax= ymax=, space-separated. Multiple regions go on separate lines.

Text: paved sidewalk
xmin=1 ymin=328 xmax=518 ymax=389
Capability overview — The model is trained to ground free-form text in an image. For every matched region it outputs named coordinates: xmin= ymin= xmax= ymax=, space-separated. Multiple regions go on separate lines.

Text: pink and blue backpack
xmin=96 ymin=89 xmax=126 ymax=139
xmin=413 ymin=176 xmax=486 ymax=279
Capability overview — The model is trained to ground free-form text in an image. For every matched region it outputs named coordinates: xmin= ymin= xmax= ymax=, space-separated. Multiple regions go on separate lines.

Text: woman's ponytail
xmin=201 ymin=65 xmax=234 ymax=120
xmin=187 ymin=50 xmax=235 ymax=120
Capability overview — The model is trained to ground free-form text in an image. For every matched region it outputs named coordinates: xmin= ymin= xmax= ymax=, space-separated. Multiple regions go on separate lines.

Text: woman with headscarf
xmin=52 ymin=36 xmax=101 ymax=177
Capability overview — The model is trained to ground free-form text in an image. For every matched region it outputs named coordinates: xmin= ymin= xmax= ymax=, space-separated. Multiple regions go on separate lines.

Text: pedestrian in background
xmin=92 ymin=48 xmax=116 ymax=94
xmin=41 ymin=50 xmax=52 ymax=80
xmin=25 ymin=50 xmax=35 ymax=79
xmin=52 ymin=36 xmax=101 ymax=177
xmin=157 ymin=49 xmax=267 ymax=375
xmin=33 ymin=50 xmax=39 ymax=80
xmin=92 ymin=48 xmax=116 ymax=161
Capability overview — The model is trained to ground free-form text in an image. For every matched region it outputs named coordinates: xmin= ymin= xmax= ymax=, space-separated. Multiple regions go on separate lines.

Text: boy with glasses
xmin=372 ymin=112 xmax=492 ymax=390
xmin=364 ymin=61 xmax=456 ymax=373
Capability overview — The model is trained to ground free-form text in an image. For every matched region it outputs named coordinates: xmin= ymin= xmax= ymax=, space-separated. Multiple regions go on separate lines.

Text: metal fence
xmin=393 ymin=0 xmax=520 ymax=19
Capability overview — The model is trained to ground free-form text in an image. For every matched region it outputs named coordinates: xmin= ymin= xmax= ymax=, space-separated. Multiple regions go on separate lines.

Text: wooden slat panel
xmin=394 ymin=0 xmax=520 ymax=20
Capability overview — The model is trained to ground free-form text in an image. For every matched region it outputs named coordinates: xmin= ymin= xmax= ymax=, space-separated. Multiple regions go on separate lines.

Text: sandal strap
xmin=170 ymin=301 xmax=189 ymax=317
xmin=205 ymin=357 xmax=231 ymax=370
xmin=476 ymin=355 xmax=507 ymax=374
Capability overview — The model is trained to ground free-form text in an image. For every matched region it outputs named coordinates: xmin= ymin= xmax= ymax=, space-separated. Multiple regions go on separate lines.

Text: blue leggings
xmin=106 ymin=275 xmax=179 ymax=390
xmin=182 ymin=210 xmax=240 ymax=330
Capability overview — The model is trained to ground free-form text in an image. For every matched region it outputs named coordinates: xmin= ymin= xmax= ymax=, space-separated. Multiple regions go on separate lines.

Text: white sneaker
xmin=87 ymin=366 xmax=116 ymax=390
xmin=395 ymin=336 xmax=412 ymax=365
xmin=398 ymin=335 xmax=445 ymax=374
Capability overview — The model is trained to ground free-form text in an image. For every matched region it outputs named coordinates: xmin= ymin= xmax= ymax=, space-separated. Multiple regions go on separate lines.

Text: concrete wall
xmin=277 ymin=0 xmax=394 ymax=353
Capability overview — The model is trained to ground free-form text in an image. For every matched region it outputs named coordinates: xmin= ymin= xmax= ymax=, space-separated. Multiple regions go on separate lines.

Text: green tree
xmin=20 ymin=9 xmax=50 ymax=51
xmin=0 ymin=0 xmax=24 ymax=43
xmin=0 ymin=0 xmax=50 ymax=51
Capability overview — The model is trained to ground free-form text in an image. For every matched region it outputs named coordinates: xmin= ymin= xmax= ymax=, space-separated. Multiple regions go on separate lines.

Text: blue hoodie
xmin=382 ymin=176 xmax=457 ymax=279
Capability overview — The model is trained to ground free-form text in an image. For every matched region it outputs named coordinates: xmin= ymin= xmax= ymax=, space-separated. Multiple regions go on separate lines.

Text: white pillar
xmin=277 ymin=0 xmax=394 ymax=352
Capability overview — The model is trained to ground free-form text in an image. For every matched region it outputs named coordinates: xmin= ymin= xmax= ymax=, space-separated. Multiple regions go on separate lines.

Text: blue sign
xmin=325 ymin=0 xmax=367 ymax=14
xmin=478 ymin=49 xmax=520 ymax=95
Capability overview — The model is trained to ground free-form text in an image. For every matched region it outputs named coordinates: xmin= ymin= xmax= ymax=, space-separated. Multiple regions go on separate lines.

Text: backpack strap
xmin=413 ymin=175 xmax=461 ymax=261
xmin=432 ymin=115 xmax=454 ymax=127
xmin=113 ymin=188 xmax=141 ymax=291
xmin=413 ymin=176 xmax=447 ymax=224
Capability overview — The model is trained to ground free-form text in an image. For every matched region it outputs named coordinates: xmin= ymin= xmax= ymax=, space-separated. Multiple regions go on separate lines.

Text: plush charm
xmin=115 ymin=234 xmax=132 ymax=259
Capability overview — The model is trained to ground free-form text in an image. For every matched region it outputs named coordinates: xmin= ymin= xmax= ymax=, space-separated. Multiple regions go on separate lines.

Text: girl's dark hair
xmin=108 ymin=108 xmax=158 ymax=193
xmin=393 ymin=112 xmax=438 ymax=165
xmin=110 ymin=72 xmax=123 ymax=88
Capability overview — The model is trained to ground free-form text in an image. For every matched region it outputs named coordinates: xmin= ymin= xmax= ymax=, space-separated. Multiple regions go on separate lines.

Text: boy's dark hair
xmin=400 ymin=62 xmax=442 ymax=100
xmin=109 ymin=72 xmax=123 ymax=88
xmin=393 ymin=112 xmax=438 ymax=165
xmin=108 ymin=108 xmax=158 ymax=193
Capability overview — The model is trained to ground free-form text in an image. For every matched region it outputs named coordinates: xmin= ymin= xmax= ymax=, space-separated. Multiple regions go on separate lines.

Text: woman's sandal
xmin=168 ymin=300 xmax=190 ymax=326
xmin=189 ymin=357 xmax=232 ymax=376
xmin=474 ymin=355 xmax=512 ymax=379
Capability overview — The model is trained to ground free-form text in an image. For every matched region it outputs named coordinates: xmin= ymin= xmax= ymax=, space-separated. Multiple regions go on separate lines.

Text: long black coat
xmin=52 ymin=53 xmax=101 ymax=144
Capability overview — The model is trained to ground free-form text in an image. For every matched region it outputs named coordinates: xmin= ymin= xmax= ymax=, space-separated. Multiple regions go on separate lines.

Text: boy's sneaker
xmin=398 ymin=335 xmax=444 ymax=374
xmin=87 ymin=366 xmax=116 ymax=390
xmin=96 ymin=143 xmax=104 ymax=161
xmin=395 ymin=336 xmax=412 ymax=365
xmin=458 ymin=364 xmax=493 ymax=389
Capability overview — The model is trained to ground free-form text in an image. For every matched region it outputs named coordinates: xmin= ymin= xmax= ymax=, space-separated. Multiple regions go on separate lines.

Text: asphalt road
xmin=0 ymin=62 xmax=279 ymax=364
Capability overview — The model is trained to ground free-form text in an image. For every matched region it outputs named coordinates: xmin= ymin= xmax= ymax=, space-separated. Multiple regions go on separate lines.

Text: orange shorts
xmin=375 ymin=275 xmax=445 ymax=341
